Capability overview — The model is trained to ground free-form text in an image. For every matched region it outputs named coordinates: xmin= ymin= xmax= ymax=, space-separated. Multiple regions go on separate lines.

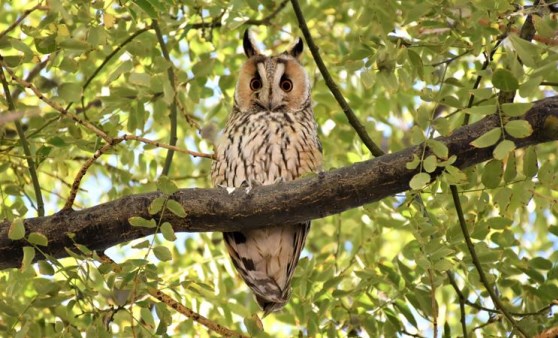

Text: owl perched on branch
xmin=211 ymin=30 xmax=322 ymax=315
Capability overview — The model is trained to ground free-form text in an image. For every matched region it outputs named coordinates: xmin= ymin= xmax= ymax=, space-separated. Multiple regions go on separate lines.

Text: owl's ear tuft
xmin=287 ymin=38 xmax=304 ymax=59
xmin=243 ymin=29 xmax=260 ymax=58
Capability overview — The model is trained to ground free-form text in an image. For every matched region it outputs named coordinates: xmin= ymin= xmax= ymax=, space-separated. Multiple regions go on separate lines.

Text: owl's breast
xmin=211 ymin=112 xmax=321 ymax=187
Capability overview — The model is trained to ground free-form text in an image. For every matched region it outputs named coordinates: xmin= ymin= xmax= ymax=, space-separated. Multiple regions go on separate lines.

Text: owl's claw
xmin=217 ymin=184 xmax=236 ymax=194
xmin=272 ymin=177 xmax=286 ymax=184
xmin=240 ymin=179 xmax=262 ymax=194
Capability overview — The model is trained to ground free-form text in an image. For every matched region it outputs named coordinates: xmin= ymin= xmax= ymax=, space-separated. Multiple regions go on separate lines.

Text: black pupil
xmin=251 ymin=78 xmax=261 ymax=90
xmin=281 ymin=80 xmax=292 ymax=91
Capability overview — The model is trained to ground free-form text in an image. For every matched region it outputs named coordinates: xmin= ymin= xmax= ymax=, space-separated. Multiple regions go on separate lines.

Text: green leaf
xmin=508 ymin=34 xmax=537 ymax=67
xmin=427 ymin=139 xmax=449 ymax=159
xmin=28 ymin=232 xmax=48 ymax=246
xmin=140 ymin=307 xmax=155 ymax=328
xmin=148 ymin=196 xmax=166 ymax=215
xmin=128 ymin=72 xmax=151 ymax=87
xmin=493 ymin=140 xmax=516 ymax=160
xmin=153 ymin=246 xmax=172 ymax=261
xmin=132 ymin=240 xmax=150 ymax=249
xmin=522 ymin=147 xmax=538 ymax=178
xmin=8 ymin=218 xmax=25 ymax=240
xmin=38 ymin=260 xmax=55 ymax=275
xmin=0 ymin=300 xmax=18 ymax=317
xmin=492 ymin=69 xmax=519 ymax=91
xmin=157 ymin=176 xmax=178 ymax=195
xmin=165 ymin=199 xmax=186 ymax=218
xmin=21 ymin=246 xmax=35 ymax=272
xmin=129 ymin=216 xmax=156 ymax=228
xmin=482 ymin=160 xmax=503 ymax=189
xmin=530 ymin=257 xmax=552 ymax=270
xmin=433 ymin=258 xmax=453 ymax=271
xmin=406 ymin=154 xmax=421 ymax=170
xmin=409 ymin=172 xmax=430 ymax=190
xmin=504 ymin=151 xmax=517 ymax=182
xmin=486 ymin=217 xmax=513 ymax=230
xmin=463 ymin=105 xmax=496 ymax=116
xmin=160 ymin=222 xmax=176 ymax=241
xmin=422 ymin=155 xmax=437 ymax=173
xmin=501 ymin=103 xmax=533 ymax=117
xmin=59 ymin=82 xmax=82 ymax=102
xmin=504 ymin=120 xmax=533 ymax=138
xmin=132 ymin=0 xmax=158 ymax=18
xmin=410 ymin=125 xmax=425 ymax=145
xmin=470 ymin=127 xmax=501 ymax=148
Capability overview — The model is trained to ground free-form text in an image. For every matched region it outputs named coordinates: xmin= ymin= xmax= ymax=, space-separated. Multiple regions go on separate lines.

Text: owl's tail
xmin=256 ymin=293 xmax=289 ymax=317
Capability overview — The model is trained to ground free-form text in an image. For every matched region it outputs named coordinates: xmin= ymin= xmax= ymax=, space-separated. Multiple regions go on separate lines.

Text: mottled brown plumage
xmin=211 ymin=30 xmax=322 ymax=315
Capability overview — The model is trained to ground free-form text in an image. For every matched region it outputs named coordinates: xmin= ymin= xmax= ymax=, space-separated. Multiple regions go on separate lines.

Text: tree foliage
xmin=1 ymin=0 xmax=558 ymax=337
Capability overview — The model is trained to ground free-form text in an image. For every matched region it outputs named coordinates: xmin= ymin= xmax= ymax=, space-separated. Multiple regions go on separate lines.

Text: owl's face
xmin=234 ymin=31 xmax=309 ymax=114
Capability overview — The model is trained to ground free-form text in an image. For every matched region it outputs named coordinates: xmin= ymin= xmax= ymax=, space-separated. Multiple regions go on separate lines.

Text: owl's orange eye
xmin=250 ymin=78 xmax=262 ymax=91
xmin=280 ymin=78 xmax=293 ymax=92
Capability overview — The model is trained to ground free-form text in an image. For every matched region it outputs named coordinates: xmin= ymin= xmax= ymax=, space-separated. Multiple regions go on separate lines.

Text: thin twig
xmin=148 ymin=288 xmax=248 ymax=338
xmin=463 ymin=38 xmax=504 ymax=125
xmin=447 ymin=272 xmax=468 ymax=337
xmin=121 ymin=134 xmax=214 ymax=159
xmin=290 ymin=0 xmax=384 ymax=157
xmin=0 ymin=3 xmax=47 ymax=40
xmin=153 ymin=20 xmax=178 ymax=176
xmin=428 ymin=50 xmax=470 ymax=67
xmin=0 ymin=59 xmax=113 ymax=143
xmin=11 ymin=56 xmax=51 ymax=99
xmin=63 ymin=141 xmax=123 ymax=210
xmin=98 ymin=254 xmax=247 ymax=337
xmin=0 ymin=61 xmax=44 ymax=217
xmin=1 ymin=60 xmax=214 ymax=159
xmin=450 ymin=186 xmax=529 ymax=337
xmin=472 ymin=314 xmax=502 ymax=332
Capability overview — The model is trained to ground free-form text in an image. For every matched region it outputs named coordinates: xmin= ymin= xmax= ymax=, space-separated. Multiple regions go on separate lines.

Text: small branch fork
xmin=97 ymin=254 xmax=247 ymax=337
xmin=0 ymin=3 xmax=48 ymax=41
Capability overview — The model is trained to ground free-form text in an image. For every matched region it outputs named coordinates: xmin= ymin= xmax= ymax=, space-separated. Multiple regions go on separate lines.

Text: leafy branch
xmin=290 ymin=0 xmax=384 ymax=157
xmin=153 ymin=20 xmax=178 ymax=177
xmin=0 ymin=62 xmax=44 ymax=217
xmin=450 ymin=186 xmax=528 ymax=337
xmin=0 ymin=3 xmax=47 ymax=40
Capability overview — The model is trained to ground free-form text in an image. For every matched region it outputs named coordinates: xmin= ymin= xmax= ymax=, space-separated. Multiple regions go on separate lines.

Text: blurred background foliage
xmin=1 ymin=0 xmax=558 ymax=336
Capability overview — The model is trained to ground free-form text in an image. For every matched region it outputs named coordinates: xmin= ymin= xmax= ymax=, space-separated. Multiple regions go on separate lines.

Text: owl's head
xmin=234 ymin=30 xmax=310 ymax=114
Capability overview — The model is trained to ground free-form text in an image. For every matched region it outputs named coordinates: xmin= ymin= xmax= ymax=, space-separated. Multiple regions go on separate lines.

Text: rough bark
xmin=1 ymin=96 xmax=557 ymax=269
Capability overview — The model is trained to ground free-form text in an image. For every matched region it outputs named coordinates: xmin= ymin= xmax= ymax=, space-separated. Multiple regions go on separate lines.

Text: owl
xmin=211 ymin=30 xmax=322 ymax=315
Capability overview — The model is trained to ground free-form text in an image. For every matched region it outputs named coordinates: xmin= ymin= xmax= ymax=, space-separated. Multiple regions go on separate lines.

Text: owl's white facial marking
xmin=253 ymin=62 xmax=287 ymax=111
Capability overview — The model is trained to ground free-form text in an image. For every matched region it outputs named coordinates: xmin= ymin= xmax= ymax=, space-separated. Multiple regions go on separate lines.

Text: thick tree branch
xmin=1 ymin=96 xmax=557 ymax=269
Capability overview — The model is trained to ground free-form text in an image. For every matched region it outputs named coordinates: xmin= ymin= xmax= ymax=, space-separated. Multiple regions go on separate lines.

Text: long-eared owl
xmin=211 ymin=30 xmax=322 ymax=315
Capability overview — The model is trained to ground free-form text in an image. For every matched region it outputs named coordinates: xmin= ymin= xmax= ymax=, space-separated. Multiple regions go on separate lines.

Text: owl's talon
xmin=272 ymin=177 xmax=286 ymax=184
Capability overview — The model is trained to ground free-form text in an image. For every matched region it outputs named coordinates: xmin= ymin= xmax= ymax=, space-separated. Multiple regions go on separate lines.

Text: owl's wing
xmin=223 ymin=222 xmax=310 ymax=315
